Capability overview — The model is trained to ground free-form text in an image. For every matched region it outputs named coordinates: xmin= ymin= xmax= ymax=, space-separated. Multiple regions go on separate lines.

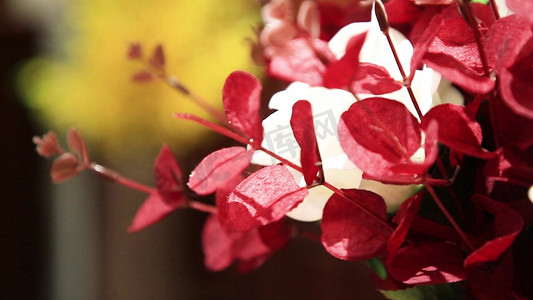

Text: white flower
xmin=252 ymin=3 xmax=462 ymax=221
xmin=252 ymin=82 xmax=362 ymax=221
xmin=328 ymin=7 xmax=441 ymax=118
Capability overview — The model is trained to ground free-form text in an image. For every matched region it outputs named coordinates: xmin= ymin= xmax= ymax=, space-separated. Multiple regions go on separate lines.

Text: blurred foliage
xmin=17 ymin=0 xmax=261 ymax=156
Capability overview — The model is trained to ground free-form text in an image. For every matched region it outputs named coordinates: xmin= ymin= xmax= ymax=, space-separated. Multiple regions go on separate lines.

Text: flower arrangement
xmin=33 ymin=0 xmax=533 ymax=299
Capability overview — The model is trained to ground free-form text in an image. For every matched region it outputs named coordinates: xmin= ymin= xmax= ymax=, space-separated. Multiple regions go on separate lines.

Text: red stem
xmin=165 ymin=76 xmax=228 ymax=124
xmin=88 ymin=163 xmax=157 ymax=195
xmin=425 ymin=183 xmax=475 ymax=251
xmin=488 ymin=0 xmax=501 ymax=20
xmin=188 ymin=200 xmax=218 ymax=214
xmin=174 ymin=113 xmax=251 ymax=145
xmin=383 ymin=32 xmax=424 ymax=119
xmin=380 ymin=24 xmax=451 ymax=181
xmin=89 ymin=162 xmax=219 ymax=214
xmin=177 ymin=113 xmax=395 ymax=231
xmin=455 ymin=0 xmax=491 ymax=77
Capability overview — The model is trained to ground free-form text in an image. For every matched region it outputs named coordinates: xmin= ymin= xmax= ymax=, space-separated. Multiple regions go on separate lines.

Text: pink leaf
xmin=290 ymin=100 xmax=322 ymax=185
xmin=127 ymin=42 xmax=142 ymax=59
xmin=67 ymin=128 xmax=89 ymax=164
xmin=421 ymin=104 xmax=496 ymax=159
xmin=51 ymin=153 xmax=80 ymax=183
xmin=323 ymin=32 xmax=367 ymax=89
xmin=267 ymin=38 xmax=333 ymax=86
xmin=297 ymin=1 xmax=320 ymax=38
xmin=127 ymin=192 xmax=183 ymax=233
xmin=149 ymin=44 xmax=165 ymax=70
xmin=321 ymin=189 xmax=391 ymax=261
xmin=222 ymin=71 xmax=264 ymax=147
xmin=188 ymin=147 xmax=252 ymax=196
xmin=338 ymin=98 xmax=422 ymax=178
xmin=350 ymin=63 xmax=403 ymax=95
xmin=154 ymin=145 xmax=185 ymax=205
xmin=131 ymin=71 xmax=154 ymax=82
xmin=201 ymin=214 xmax=272 ymax=272
xmin=226 ymin=165 xmax=308 ymax=231
xmin=464 ymin=195 xmax=524 ymax=268
xmin=506 ymin=0 xmax=533 ymax=23
xmin=387 ymin=241 xmax=467 ymax=285
xmin=33 ymin=131 xmax=62 ymax=158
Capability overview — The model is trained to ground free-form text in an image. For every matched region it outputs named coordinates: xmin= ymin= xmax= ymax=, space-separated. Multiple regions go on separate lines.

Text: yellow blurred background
xmin=15 ymin=0 xmax=261 ymax=156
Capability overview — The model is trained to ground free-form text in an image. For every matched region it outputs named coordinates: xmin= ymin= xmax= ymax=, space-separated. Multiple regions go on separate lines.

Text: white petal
xmin=286 ymin=167 xmax=363 ymax=221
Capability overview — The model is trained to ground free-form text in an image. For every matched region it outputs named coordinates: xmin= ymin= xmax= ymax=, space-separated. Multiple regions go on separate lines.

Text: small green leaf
xmin=380 ymin=283 xmax=464 ymax=300
xmin=471 ymin=0 xmax=489 ymax=4
xmin=366 ymin=258 xmax=387 ymax=280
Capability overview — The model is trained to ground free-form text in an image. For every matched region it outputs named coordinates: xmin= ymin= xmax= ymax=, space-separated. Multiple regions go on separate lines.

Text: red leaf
xmin=149 ymin=44 xmax=165 ymax=70
xmin=323 ymin=32 xmax=367 ymax=89
xmin=127 ymin=42 xmax=142 ymax=59
xmin=390 ymin=119 xmax=439 ymax=176
xmin=498 ymin=57 xmax=533 ymax=120
xmin=415 ymin=7 xmax=495 ymax=93
xmin=421 ymin=104 xmax=495 ymax=159
xmin=321 ymin=189 xmax=391 ymax=261
xmin=350 ymin=63 xmax=403 ymax=95
xmin=226 ymin=165 xmax=308 ymax=231
xmin=127 ymin=192 xmax=183 ymax=233
xmin=490 ymin=94 xmax=533 ymax=149
xmin=387 ymin=241 xmax=467 ymax=285
xmin=201 ymin=214 xmax=272 ymax=272
xmin=215 ymin=173 xmax=244 ymax=225
xmin=484 ymin=146 xmax=533 ymax=194
xmin=387 ymin=191 xmax=424 ymax=259
xmin=188 ymin=147 xmax=252 ymax=195
xmin=51 ymin=153 xmax=80 ymax=183
xmin=258 ymin=219 xmax=291 ymax=252
xmin=485 ymin=14 xmax=533 ymax=71
xmin=290 ymin=100 xmax=322 ymax=185
xmin=385 ymin=0 xmax=424 ymax=31
xmin=154 ymin=145 xmax=185 ymax=204
xmin=409 ymin=12 xmax=444 ymax=84
xmin=131 ymin=71 xmax=154 ymax=82
xmin=423 ymin=52 xmax=495 ymax=94
xmin=222 ymin=71 xmax=264 ymax=147
xmin=464 ymin=195 xmax=525 ymax=268
xmin=67 ymin=128 xmax=89 ymax=164
xmin=338 ymin=98 xmax=423 ymax=178
xmin=267 ymin=38 xmax=333 ymax=86
xmin=484 ymin=15 xmax=533 ymax=119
